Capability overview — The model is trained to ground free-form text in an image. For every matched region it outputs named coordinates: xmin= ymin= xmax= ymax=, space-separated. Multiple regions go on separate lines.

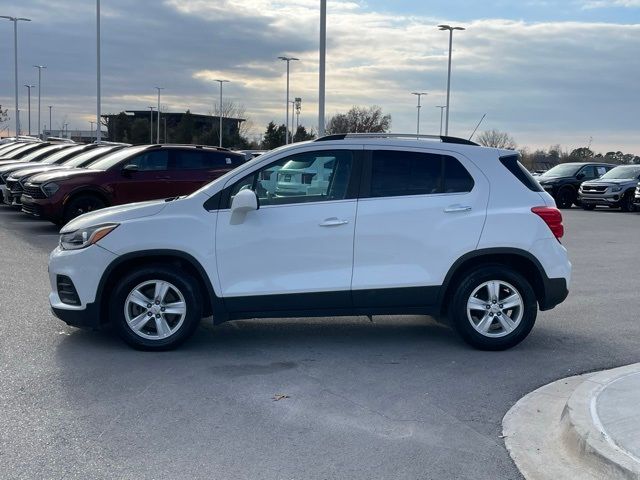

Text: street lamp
xmin=96 ymin=0 xmax=102 ymax=142
xmin=438 ymin=24 xmax=465 ymax=136
xmin=435 ymin=105 xmax=446 ymax=136
xmin=33 ymin=65 xmax=46 ymax=138
xmin=213 ymin=80 xmax=229 ymax=147
xmin=148 ymin=106 xmax=155 ymax=144
xmin=90 ymin=121 xmax=95 ymax=140
xmin=1 ymin=16 xmax=32 ymax=137
xmin=318 ymin=0 xmax=326 ymax=136
xmin=63 ymin=123 xmax=69 ymax=139
xmin=411 ymin=92 xmax=427 ymax=137
xmin=289 ymin=100 xmax=296 ymax=142
xmin=48 ymin=105 xmax=52 ymax=136
xmin=278 ymin=56 xmax=299 ymax=144
xmin=154 ymin=87 xmax=164 ymax=143
xmin=24 ymin=84 xmax=35 ymax=135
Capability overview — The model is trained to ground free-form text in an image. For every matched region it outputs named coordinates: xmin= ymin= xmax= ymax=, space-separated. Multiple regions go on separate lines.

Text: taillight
xmin=531 ymin=206 xmax=564 ymax=240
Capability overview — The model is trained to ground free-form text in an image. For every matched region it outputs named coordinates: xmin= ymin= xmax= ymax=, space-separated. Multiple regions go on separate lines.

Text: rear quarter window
xmin=499 ymin=155 xmax=543 ymax=192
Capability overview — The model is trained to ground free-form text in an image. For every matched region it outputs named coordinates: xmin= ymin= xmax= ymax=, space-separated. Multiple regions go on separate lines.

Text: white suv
xmin=48 ymin=134 xmax=571 ymax=351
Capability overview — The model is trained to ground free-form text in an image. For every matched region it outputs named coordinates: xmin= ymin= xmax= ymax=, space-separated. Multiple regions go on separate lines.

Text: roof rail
xmin=314 ymin=133 xmax=479 ymax=146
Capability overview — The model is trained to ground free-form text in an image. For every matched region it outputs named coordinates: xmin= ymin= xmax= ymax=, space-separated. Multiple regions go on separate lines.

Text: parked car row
xmin=0 ymin=140 xmax=247 ymax=225
xmin=535 ymin=162 xmax=640 ymax=212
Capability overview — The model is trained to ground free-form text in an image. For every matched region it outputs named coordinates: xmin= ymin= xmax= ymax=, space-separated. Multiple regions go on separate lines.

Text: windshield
xmin=39 ymin=145 xmax=86 ymax=164
xmin=19 ymin=145 xmax=68 ymax=163
xmin=87 ymin=145 xmax=147 ymax=170
xmin=3 ymin=143 xmax=45 ymax=159
xmin=540 ymin=164 xmax=581 ymax=177
xmin=600 ymin=165 xmax=640 ymax=180
xmin=63 ymin=146 xmax=116 ymax=167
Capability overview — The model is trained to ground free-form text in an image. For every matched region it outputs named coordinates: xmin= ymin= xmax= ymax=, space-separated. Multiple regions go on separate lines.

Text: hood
xmin=61 ymin=199 xmax=168 ymax=232
xmin=0 ymin=159 xmax=26 ymax=168
xmin=582 ymin=178 xmax=637 ymax=186
xmin=0 ymin=162 xmax=33 ymax=174
xmin=29 ymin=168 xmax=98 ymax=184
xmin=10 ymin=165 xmax=68 ymax=180
xmin=537 ymin=176 xmax=569 ymax=183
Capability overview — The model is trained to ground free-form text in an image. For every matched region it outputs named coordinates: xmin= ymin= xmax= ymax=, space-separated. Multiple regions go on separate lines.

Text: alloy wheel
xmin=124 ymin=280 xmax=187 ymax=340
xmin=466 ymin=280 xmax=524 ymax=338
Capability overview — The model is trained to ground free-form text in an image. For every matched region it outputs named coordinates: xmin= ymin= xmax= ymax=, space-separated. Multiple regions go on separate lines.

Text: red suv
xmin=21 ymin=144 xmax=245 ymax=224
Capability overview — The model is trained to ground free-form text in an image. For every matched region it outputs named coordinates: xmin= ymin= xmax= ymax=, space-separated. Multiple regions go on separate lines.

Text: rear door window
xmin=368 ymin=150 xmax=474 ymax=198
xmin=128 ymin=150 xmax=169 ymax=171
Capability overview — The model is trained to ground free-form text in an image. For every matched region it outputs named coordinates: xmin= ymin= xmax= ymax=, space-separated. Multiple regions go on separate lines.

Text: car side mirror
xmin=576 ymin=173 xmax=585 ymax=180
xmin=122 ymin=164 xmax=139 ymax=176
xmin=230 ymin=188 xmax=259 ymax=224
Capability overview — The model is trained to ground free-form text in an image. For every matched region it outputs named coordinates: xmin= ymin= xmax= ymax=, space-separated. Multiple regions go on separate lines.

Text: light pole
xmin=154 ymin=87 xmax=163 ymax=143
xmin=96 ymin=0 xmax=102 ymax=142
xmin=24 ymin=84 xmax=35 ymax=135
xmin=278 ymin=56 xmax=299 ymax=144
xmin=213 ymin=80 xmax=229 ymax=147
xmin=33 ymin=65 xmax=46 ymax=138
xmin=289 ymin=100 xmax=296 ymax=142
xmin=411 ymin=92 xmax=427 ymax=137
xmin=295 ymin=97 xmax=302 ymax=132
xmin=48 ymin=105 xmax=52 ymax=136
xmin=90 ymin=121 xmax=95 ymax=140
xmin=318 ymin=0 xmax=326 ymax=136
xmin=1 ymin=16 xmax=32 ymax=137
xmin=435 ymin=105 xmax=446 ymax=136
xmin=64 ymin=123 xmax=68 ymax=139
xmin=438 ymin=24 xmax=465 ymax=136
xmin=148 ymin=106 xmax=155 ymax=144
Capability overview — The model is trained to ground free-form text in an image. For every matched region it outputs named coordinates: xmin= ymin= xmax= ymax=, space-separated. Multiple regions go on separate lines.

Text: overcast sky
xmin=1 ymin=0 xmax=639 ymax=153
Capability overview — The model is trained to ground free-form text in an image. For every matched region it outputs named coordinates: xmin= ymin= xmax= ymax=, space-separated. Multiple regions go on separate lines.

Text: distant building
xmin=101 ymin=110 xmax=245 ymax=144
xmin=43 ymin=129 xmax=106 ymax=143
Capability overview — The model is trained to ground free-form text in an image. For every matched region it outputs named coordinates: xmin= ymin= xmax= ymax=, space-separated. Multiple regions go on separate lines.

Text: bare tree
xmin=325 ymin=105 xmax=391 ymax=134
xmin=476 ymin=129 xmax=517 ymax=149
xmin=0 ymin=105 xmax=9 ymax=135
xmin=209 ymin=100 xmax=252 ymax=138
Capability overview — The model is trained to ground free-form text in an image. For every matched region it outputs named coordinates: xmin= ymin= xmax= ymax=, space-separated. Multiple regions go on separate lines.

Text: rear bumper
xmin=539 ymin=277 xmax=569 ymax=311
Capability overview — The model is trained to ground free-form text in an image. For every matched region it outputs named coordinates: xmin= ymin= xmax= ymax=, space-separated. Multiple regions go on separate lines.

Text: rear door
xmin=110 ymin=149 xmax=170 ymax=203
xmin=351 ymin=147 xmax=489 ymax=308
xmin=168 ymin=149 xmax=240 ymax=196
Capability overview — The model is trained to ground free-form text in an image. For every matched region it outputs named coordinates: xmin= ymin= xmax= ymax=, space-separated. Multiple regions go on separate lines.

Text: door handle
xmin=319 ymin=217 xmax=349 ymax=227
xmin=444 ymin=204 xmax=472 ymax=213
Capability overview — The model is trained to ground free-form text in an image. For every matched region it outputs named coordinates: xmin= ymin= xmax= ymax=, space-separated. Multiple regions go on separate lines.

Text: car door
xmin=110 ymin=149 xmax=170 ymax=204
xmin=351 ymin=147 xmax=489 ymax=308
xmin=169 ymin=149 xmax=239 ymax=196
xmin=215 ymin=147 xmax=361 ymax=312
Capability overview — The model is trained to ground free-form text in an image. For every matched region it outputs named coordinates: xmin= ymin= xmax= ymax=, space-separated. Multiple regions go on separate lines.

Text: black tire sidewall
xmin=450 ymin=266 xmax=537 ymax=351
xmin=64 ymin=194 xmax=106 ymax=223
xmin=621 ymin=191 xmax=635 ymax=212
xmin=556 ymin=187 xmax=574 ymax=209
xmin=110 ymin=265 xmax=202 ymax=350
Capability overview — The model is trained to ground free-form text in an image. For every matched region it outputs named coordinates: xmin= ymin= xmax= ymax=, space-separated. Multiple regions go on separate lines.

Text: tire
xmin=110 ymin=264 xmax=203 ymax=350
xmin=582 ymin=203 xmax=596 ymax=211
xmin=555 ymin=187 xmax=574 ymax=209
xmin=621 ymin=191 xmax=636 ymax=212
xmin=63 ymin=194 xmax=106 ymax=223
xmin=449 ymin=265 xmax=537 ymax=351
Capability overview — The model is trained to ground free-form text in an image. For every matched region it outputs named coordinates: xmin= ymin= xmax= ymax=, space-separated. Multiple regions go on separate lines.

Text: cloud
xmin=1 ymin=0 xmax=638 ymax=153
xmin=580 ymin=0 xmax=640 ymax=8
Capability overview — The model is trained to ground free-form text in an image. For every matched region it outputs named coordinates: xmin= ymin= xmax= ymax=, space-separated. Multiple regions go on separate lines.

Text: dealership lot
xmin=0 ymin=207 xmax=639 ymax=479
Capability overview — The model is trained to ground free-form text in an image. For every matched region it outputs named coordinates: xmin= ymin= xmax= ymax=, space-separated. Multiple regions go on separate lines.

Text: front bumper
xmin=21 ymin=194 xmax=60 ymax=221
xmin=578 ymin=192 xmax=622 ymax=206
xmin=49 ymin=244 xmax=117 ymax=328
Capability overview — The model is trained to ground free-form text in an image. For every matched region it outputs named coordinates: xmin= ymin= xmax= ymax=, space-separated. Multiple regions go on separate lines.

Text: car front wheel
xmin=450 ymin=266 xmax=537 ymax=350
xmin=621 ymin=191 xmax=636 ymax=212
xmin=556 ymin=187 xmax=574 ymax=209
xmin=110 ymin=265 xmax=202 ymax=350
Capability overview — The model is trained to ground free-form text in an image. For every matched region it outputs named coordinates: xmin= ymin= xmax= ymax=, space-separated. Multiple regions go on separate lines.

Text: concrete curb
xmin=503 ymin=363 xmax=640 ymax=480
xmin=561 ymin=364 xmax=640 ymax=479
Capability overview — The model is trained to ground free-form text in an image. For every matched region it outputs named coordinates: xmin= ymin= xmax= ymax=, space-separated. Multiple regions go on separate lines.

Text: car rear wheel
xmin=64 ymin=194 xmax=106 ymax=223
xmin=621 ymin=191 xmax=636 ymax=212
xmin=556 ymin=187 xmax=574 ymax=209
xmin=110 ymin=265 xmax=202 ymax=350
xmin=450 ymin=266 xmax=537 ymax=350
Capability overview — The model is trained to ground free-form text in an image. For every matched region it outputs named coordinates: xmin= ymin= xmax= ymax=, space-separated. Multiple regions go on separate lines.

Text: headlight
xmin=59 ymin=223 xmax=119 ymax=250
xmin=42 ymin=182 xmax=59 ymax=197
xmin=611 ymin=186 xmax=622 ymax=192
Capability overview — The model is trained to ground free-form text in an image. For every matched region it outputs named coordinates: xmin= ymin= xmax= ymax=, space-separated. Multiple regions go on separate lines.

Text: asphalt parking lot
xmin=1 ymin=206 xmax=639 ymax=480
